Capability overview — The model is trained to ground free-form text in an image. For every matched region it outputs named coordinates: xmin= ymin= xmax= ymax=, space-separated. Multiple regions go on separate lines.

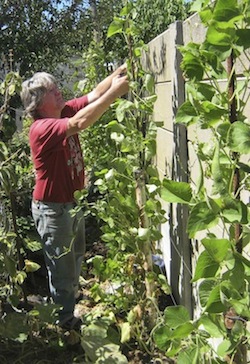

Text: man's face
xmin=38 ymin=85 xmax=65 ymax=117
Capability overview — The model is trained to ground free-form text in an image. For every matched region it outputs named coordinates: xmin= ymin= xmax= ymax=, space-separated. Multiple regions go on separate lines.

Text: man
xmin=21 ymin=65 xmax=129 ymax=330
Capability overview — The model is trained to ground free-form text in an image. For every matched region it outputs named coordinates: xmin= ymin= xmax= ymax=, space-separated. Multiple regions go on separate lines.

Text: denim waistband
xmin=32 ymin=199 xmax=76 ymax=207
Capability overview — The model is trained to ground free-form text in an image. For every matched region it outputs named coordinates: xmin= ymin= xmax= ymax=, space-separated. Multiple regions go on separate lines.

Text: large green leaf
xmin=206 ymin=23 xmax=235 ymax=48
xmin=187 ymin=201 xmax=219 ymax=238
xmin=201 ymin=101 xmax=226 ymax=122
xmin=116 ymin=100 xmax=134 ymax=122
xmin=176 ymin=101 xmax=199 ymax=125
xmin=171 ymin=322 xmax=194 ymax=339
xmin=161 ymin=179 xmax=192 ymax=204
xmin=154 ymin=325 xmax=172 ymax=350
xmin=193 ymin=251 xmax=220 ymax=281
xmin=199 ymin=280 xmax=215 ymax=308
xmin=228 ymin=121 xmax=250 ymax=154
xmin=177 ymin=347 xmax=199 ymax=364
xmin=205 ymin=285 xmax=226 ymax=313
xmin=164 ymin=306 xmax=190 ymax=328
xmin=236 ymin=29 xmax=250 ymax=49
xmin=213 ymin=0 xmax=240 ymax=22
xmin=217 ymin=339 xmax=234 ymax=357
xmin=181 ymin=51 xmax=204 ymax=81
xmin=202 ymin=238 xmax=231 ymax=263
xmin=199 ymin=314 xmax=225 ymax=338
xmin=107 ymin=19 xmax=124 ymax=38
xmin=221 ymin=200 xmax=248 ymax=224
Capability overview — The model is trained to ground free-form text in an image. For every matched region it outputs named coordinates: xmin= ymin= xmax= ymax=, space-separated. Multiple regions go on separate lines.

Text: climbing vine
xmin=158 ymin=0 xmax=250 ymax=362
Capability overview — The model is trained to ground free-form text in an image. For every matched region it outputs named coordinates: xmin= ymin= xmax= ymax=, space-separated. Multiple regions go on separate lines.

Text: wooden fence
xmin=144 ymin=13 xmax=250 ymax=316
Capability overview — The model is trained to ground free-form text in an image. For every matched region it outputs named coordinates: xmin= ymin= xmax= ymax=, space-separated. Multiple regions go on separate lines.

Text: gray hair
xmin=20 ymin=72 xmax=57 ymax=120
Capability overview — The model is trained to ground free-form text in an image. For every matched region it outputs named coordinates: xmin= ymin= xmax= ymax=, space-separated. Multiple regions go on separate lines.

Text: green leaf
xmin=164 ymin=306 xmax=190 ymax=328
xmin=161 ymin=179 xmax=192 ymax=204
xmin=96 ymin=345 xmax=128 ymax=364
xmin=199 ymin=315 xmax=224 ymax=338
xmin=236 ymin=29 xmax=250 ymax=49
xmin=199 ymin=279 xmax=217 ymax=307
xmin=217 ymin=339 xmax=233 ymax=357
xmin=4 ymin=255 xmax=16 ymax=277
xmin=171 ymin=322 xmax=194 ymax=339
xmin=190 ymin=0 xmax=210 ymax=13
xmin=193 ymin=251 xmax=220 ymax=281
xmin=181 ymin=52 xmax=204 ymax=81
xmin=0 ymin=312 xmax=28 ymax=342
xmin=8 ymin=84 xmax=16 ymax=95
xmin=158 ymin=274 xmax=171 ymax=294
xmin=176 ymin=100 xmax=199 ymax=125
xmin=177 ymin=347 xmax=199 ymax=364
xmin=106 ymin=120 xmax=124 ymax=133
xmin=188 ymin=201 xmax=219 ymax=238
xmin=137 ymin=227 xmax=150 ymax=240
xmin=16 ymin=271 xmax=27 ymax=285
xmin=206 ymin=23 xmax=235 ymax=48
xmin=144 ymin=73 xmax=154 ymax=93
xmin=154 ymin=326 xmax=172 ymax=351
xmin=24 ymin=259 xmax=41 ymax=273
xmin=116 ymin=100 xmax=134 ymax=122
xmin=221 ymin=200 xmax=248 ymax=224
xmin=213 ymin=0 xmax=240 ymax=22
xmin=201 ymin=101 xmax=226 ymax=123
xmin=202 ymin=238 xmax=230 ymax=263
xmin=107 ymin=20 xmax=124 ymax=38
xmin=206 ymin=285 xmax=226 ymax=313
xmin=228 ymin=121 xmax=250 ymax=154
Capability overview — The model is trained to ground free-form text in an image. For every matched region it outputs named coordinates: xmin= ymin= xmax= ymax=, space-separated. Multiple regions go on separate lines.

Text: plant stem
xmin=227 ymin=51 xmax=242 ymax=254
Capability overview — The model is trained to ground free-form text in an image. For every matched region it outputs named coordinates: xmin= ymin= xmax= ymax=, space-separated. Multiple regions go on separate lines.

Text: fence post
xmin=170 ymin=20 xmax=193 ymax=316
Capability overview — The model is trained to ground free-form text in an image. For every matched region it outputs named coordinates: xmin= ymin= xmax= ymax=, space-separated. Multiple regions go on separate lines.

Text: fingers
xmin=118 ymin=63 xmax=127 ymax=76
xmin=112 ymin=74 xmax=129 ymax=97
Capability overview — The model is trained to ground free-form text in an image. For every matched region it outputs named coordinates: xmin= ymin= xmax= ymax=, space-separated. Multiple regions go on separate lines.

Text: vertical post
xmin=227 ymin=51 xmax=246 ymax=364
xmin=171 ymin=21 xmax=193 ymax=316
xmin=227 ymin=51 xmax=242 ymax=253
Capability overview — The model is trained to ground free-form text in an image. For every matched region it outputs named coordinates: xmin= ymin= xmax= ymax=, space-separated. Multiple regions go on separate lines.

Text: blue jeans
xmin=31 ymin=200 xmax=85 ymax=324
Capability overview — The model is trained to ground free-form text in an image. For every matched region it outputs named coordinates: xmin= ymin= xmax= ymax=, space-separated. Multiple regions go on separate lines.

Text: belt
xmin=32 ymin=199 xmax=40 ymax=204
xmin=32 ymin=199 xmax=76 ymax=205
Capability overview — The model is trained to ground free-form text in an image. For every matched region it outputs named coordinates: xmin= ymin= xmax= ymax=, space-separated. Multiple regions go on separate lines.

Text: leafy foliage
xmin=159 ymin=0 xmax=250 ymax=362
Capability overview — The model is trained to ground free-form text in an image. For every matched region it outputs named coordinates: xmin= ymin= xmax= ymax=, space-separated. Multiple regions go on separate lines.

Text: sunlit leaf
xmin=164 ymin=306 xmax=190 ymax=328
xmin=206 ymin=285 xmax=226 ymax=313
xmin=107 ymin=19 xmax=124 ymax=38
xmin=202 ymin=238 xmax=231 ymax=263
xmin=228 ymin=121 xmax=250 ymax=154
xmin=171 ymin=322 xmax=194 ymax=339
xmin=206 ymin=23 xmax=235 ymax=48
xmin=161 ymin=179 xmax=192 ymax=204
xmin=199 ymin=279 xmax=217 ymax=307
xmin=120 ymin=322 xmax=131 ymax=343
xmin=24 ymin=259 xmax=41 ymax=273
xmin=199 ymin=315 xmax=225 ymax=338
xmin=176 ymin=101 xmax=199 ymax=125
xmin=193 ymin=251 xmax=220 ymax=281
xmin=213 ymin=0 xmax=240 ymax=22
xmin=188 ymin=201 xmax=219 ymax=238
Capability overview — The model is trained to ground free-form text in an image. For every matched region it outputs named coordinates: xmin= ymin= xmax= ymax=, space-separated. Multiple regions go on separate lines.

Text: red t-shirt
xmin=30 ymin=95 xmax=88 ymax=203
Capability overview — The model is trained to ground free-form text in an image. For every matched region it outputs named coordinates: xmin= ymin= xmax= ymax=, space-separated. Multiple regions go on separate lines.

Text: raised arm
xmin=66 ymin=73 xmax=129 ymax=137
